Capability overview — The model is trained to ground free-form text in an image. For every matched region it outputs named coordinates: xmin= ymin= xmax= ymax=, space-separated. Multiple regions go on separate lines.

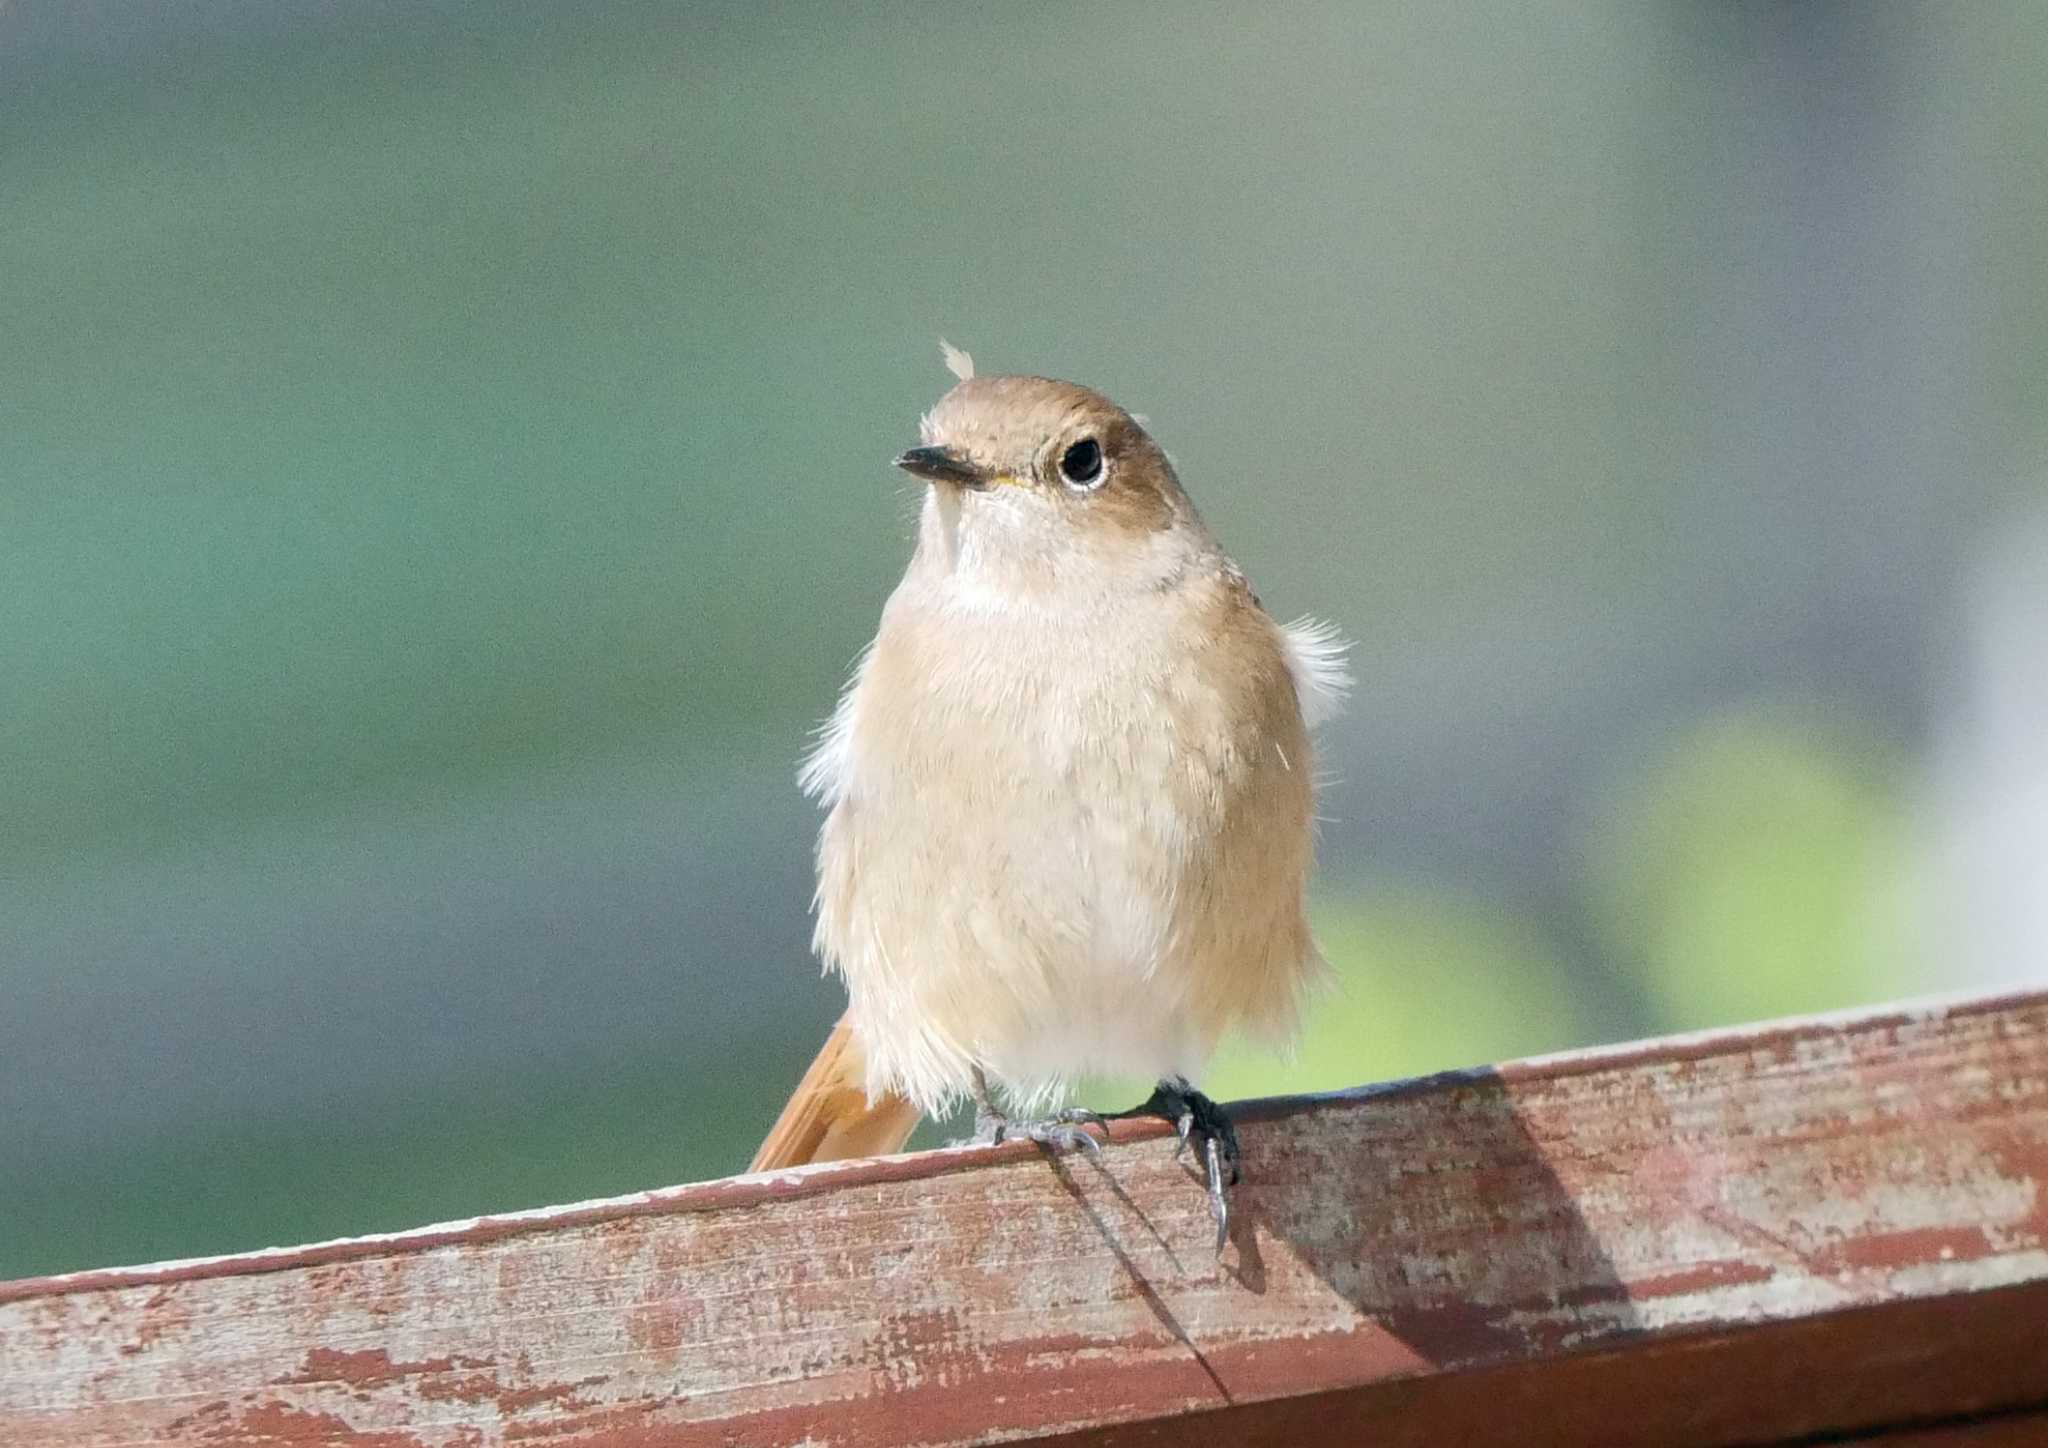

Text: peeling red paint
xmin=218 ymin=1399 xmax=431 ymax=1448
xmin=278 ymin=1348 xmax=482 ymax=1389
xmin=1811 ymin=1225 xmax=2001 ymax=1275
xmin=4 ymin=989 xmax=2047 ymax=1447
xmin=417 ymin=1374 xmax=605 ymax=1414
xmin=161 ymin=1397 xmax=234 ymax=1437
xmin=115 ymin=1283 xmax=187 ymax=1357
xmin=498 ymin=1398 xmax=681 ymax=1444
xmin=624 ymin=1302 xmax=688 ymax=1356
xmin=1979 ymin=1123 xmax=2048 ymax=1249
xmin=1620 ymin=1258 xmax=1777 ymax=1300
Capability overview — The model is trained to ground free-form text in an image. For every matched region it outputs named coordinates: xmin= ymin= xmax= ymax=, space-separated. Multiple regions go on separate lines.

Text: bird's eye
xmin=1059 ymin=437 xmax=1105 ymax=490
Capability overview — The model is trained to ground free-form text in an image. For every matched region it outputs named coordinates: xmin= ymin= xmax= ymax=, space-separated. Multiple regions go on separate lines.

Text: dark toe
xmin=1115 ymin=1081 xmax=1242 ymax=1184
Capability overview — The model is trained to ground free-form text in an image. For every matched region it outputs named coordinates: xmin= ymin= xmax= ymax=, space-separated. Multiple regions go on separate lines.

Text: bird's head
xmin=893 ymin=346 xmax=1208 ymax=595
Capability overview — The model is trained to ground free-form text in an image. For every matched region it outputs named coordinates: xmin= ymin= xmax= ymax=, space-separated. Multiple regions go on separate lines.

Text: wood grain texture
xmin=6 ymin=990 xmax=2048 ymax=1447
xmin=1859 ymin=1415 xmax=2048 ymax=1447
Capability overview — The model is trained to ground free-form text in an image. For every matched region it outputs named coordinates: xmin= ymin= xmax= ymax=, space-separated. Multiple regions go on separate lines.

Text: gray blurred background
xmin=6 ymin=1 xmax=2046 ymax=1279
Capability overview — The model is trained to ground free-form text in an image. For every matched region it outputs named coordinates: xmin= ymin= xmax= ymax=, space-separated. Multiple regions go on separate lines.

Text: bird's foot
xmin=1114 ymin=1077 xmax=1240 ymax=1251
xmin=970 ymin=1105 xmax=1106 ymax=1158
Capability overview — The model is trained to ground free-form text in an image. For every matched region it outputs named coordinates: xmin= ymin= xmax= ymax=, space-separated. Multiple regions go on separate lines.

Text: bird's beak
xmin=893 ymin=445 xmax=987 ymax=490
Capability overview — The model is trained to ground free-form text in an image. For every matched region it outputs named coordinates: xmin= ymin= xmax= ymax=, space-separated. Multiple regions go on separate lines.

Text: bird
xmin=757 ymin=344 xmax=1347 ymax=1245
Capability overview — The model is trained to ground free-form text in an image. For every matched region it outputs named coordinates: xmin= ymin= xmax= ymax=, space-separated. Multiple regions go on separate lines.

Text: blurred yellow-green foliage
xmin=1585 ymin=707 xmax=1915 ymax=1029
xmin=1210 ymin=889 xmax=1594 ymax=1098
xmin=6 ymin=1 xmax=2046 ymax=1278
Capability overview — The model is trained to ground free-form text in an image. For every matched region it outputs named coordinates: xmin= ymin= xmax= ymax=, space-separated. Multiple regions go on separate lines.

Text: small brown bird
xmin=759 ymin=345 xmax=1346 ymax=1240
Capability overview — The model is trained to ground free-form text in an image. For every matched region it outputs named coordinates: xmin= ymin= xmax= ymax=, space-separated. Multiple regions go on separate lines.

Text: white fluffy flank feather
xmin=939 ymin=338 xmax=975 ymax=381
xmin=797 ymin=644 xmax=872 ymax=806
xmin=1281 ymin=616 xmax=1353 ymax=730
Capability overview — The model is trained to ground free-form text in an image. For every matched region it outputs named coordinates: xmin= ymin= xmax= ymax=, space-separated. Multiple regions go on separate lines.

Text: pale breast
xmin=810 ymin=570 xmax=1322 ymax=1107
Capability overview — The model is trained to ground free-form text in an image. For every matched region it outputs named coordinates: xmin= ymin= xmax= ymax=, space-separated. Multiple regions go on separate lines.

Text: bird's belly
xmin=816 ymin=607 xmax=1312 ymax=1111
xmin=830 ymin=733 xmax=1219 ymax=1095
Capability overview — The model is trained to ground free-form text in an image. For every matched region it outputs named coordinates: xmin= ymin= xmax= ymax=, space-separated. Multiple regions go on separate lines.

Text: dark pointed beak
xmin=894 ymin=445 xmax=986 ymax=489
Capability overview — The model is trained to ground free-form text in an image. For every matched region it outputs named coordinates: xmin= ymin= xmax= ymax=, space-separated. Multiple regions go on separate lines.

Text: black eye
xmin=1059 ymin=437 xmax=1104 ymax=489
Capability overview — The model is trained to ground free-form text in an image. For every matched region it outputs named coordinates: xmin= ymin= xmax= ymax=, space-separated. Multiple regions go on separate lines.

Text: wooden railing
xmin=7 ymin=989 xmax=2048 ymax=1445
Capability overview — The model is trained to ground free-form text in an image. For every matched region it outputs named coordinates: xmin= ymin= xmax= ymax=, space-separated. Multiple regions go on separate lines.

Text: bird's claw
xmin=1115 ymin=1077 xmax=1241 ymax=1254
xmin=976 ymin=1109 xmax=1105 ymax=1159
xmin=976 ymin=1083 xmax=1237 ymax=1248
xmin=1025 ymin=1120 xmax=1105 ymax=1158
xmin=1204 ymin=1135 xmax=1230 ymax=1250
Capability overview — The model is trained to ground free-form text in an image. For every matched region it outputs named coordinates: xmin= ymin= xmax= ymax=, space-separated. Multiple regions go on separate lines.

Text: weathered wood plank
xmin=6 ymin=990 xmax=2048 ymax=1447
xmin=1864 ymin=1416 xmax=2048 ymax=1448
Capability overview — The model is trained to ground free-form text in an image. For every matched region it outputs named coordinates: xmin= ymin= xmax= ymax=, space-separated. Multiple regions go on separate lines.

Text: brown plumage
xmin=756 ymin=351 xmax=1347 ymax=1234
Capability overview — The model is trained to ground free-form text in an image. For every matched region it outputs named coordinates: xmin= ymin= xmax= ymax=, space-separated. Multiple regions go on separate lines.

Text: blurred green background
xmin=6 ymin=1 xmax=2046 ymax=1279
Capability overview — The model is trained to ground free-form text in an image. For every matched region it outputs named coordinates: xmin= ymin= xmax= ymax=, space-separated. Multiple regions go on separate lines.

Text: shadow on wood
xmin=5 ymin=990 xmax=2046 ymax=1446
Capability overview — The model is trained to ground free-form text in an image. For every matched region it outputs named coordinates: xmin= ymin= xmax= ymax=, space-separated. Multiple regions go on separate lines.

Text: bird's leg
xmin=969 ymin=1067 xmax=1006 ymax=1142
xmin=967 ymin=1066 xmax=1104 ymax=1157
xmin=1111 ymin=1076 xmax=1241 ymax=1250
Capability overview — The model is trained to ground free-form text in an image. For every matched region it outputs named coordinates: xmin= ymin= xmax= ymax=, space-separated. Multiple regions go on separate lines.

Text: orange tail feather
xmin=749 ymin=1012 xmax=922 ymax=1171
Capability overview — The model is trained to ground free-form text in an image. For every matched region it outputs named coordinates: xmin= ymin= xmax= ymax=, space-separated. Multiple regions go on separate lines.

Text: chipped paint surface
xmin=4 ymin=989 xmax=2048 ymax=1446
